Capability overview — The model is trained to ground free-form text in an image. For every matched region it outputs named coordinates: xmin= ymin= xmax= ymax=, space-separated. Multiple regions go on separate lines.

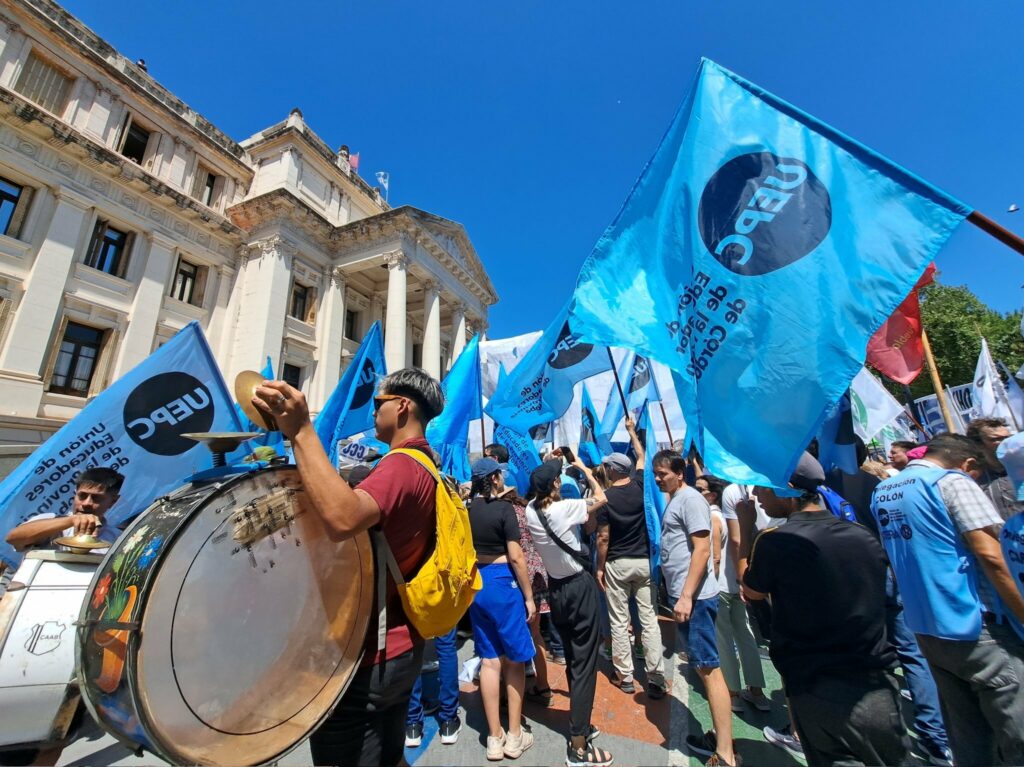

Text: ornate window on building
xmin=170 ymin=256 xmax=207 ymax=306
xmin=289 ymin=281 xmax=316 ymax=323
xmin=117 ymin=114 xmax=153 ymax=166
xmin=48 ymin=322 xmax=105 ymax=396
xmin=191 ymin=163 xmax=222 ymax=208
xmin=84 ymin=219 xmax=133 ymax=277
xmin=0 ymin=176 xmax=33 ymax=239
xmin=282 ymin=363 xmax=303 ymax=390
xmin=14 ymin=50 xmax=72 ymax=116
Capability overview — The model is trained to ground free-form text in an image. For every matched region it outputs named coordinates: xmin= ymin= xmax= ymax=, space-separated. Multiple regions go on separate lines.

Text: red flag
xmin=349 ymin=152 xmax=360 ymax=173
xmin=866 ymin=263 xmax=936 ymax=384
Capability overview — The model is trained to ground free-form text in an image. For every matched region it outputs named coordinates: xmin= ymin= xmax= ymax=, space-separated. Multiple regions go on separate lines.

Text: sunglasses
xmin=373 ymin=393 xmax=404 ymax=412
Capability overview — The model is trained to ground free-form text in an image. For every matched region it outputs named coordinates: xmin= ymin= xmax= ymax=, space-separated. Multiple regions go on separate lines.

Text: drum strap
xmin=370 ymin=529 xmax=405 ymax=654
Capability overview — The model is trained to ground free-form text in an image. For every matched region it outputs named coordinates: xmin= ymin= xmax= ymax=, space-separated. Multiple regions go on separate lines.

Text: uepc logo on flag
xmin=548 ymin=321 xmax=594 ymax=369
xmin=699 ymin=153 xmax=832 ymax=276
xmin=123 ymin=372 xmax=215 ymax=456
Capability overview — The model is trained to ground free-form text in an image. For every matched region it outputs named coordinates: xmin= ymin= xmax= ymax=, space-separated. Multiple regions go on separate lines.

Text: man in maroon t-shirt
xmin=254 ymin=368 xmax=444 ymax=767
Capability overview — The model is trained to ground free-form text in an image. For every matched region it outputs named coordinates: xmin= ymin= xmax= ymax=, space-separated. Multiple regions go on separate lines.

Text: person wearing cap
xmin=742 ymin=452 xmax=909 ymax=767
xmin=525 ymin=456 xmax=612 ymax=767
xmin=466 ymin=457 xmax=537 ymax=761
xmin=871 ymin=433 xmax=1024 ymax=766
xmin=595 ymin=417 xmax=667 ymax=700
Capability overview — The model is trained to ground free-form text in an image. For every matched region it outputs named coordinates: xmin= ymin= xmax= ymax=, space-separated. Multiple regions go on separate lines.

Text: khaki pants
xmin=605 ymin=556 xmax=665 ymax=686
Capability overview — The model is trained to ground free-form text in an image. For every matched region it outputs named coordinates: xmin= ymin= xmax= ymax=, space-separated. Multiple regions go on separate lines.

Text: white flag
xmin=850 ymin=367 xmax=905 ymax=442
xmin=973 ymin=338 xmax=1015 ymax=425
xmin=998 ymin=361 xmax=1024 ymax=429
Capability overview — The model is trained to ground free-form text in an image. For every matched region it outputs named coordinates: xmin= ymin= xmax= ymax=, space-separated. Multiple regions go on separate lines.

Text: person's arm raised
xmin=571 ymin=458 xmax=607 ymax=533
xmin=254 ymin=382 xmax=380 ymax=540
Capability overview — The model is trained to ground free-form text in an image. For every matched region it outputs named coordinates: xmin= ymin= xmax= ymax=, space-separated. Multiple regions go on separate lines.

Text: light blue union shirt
xmin=661 ymin=485 xmax=718 ymax=602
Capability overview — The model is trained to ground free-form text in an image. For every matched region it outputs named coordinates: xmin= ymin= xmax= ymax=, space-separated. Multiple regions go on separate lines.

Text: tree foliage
xmin=903 ymin=283 xmax=1024 ymax=398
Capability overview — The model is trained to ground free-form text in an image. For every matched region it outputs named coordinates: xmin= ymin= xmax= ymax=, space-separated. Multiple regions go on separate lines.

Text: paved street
xmin=52 ymin=617 xmax=808 ymax=767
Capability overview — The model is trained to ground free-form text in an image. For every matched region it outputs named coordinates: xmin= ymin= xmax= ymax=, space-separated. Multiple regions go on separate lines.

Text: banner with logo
xmin=426 ymin=335 xmax=482 ymax=483
xmin=485 ymin=301 xmax=612 ymax=432
xmin=973 ymin=338 xmax=1016 ymax=427
xmin=577 ymin=384 xmax=603 ymax=467
xmin=569 ymin=57 xmax=969 ymax=486
xmin=0 ymin=322 xmax=242 ymax=567
xmin=490 ymin=364 xmax=543 ymax=494
xmin=313 ymin=322 xmax=386 ymax=466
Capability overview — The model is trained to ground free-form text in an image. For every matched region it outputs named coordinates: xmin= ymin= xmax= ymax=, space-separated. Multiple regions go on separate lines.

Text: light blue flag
xmin=640 ymin=403 xmax=666 ymax=583
xmin=233 ymin=356 xmax=284 ymax=455
xmin=0 ymin=322 xmax=243 ymax=567
xmin=492 ymin=364 xmax=543 ymax=495
xmin=625 ymin=354 xmax=661 ymax=413
xmin=486 ymin=300 xmax=612 ymax=431
xmin=528 ymin=422 xmax=551 ymax=454
xmin=577 ymin=385 xmax=604 ymax=467
xmin=426 ymin=336 xmax=482 ymax=483
xmin=313 ymin=322 xmax=385 ymax=466
xmin=598 ymin=352 xmax=633 ymax=451
xmin=570 ymin=58 xmax=969 ymax=486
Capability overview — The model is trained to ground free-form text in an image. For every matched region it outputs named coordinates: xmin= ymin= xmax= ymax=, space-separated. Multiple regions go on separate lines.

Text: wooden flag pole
xmin=968 ymin=211 xmax=1024 ymax=257
xmin=920 ymin=328 xmax=957 ymax=432
xmin=607 ymin=348 xmax=629 ymax=414
xmin=658 ymin=401 xmax=675 ymax=447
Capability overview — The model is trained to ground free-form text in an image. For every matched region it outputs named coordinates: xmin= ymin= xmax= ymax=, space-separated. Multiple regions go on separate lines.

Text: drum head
xmin=136 ymin=468 xmax=373 ymax=765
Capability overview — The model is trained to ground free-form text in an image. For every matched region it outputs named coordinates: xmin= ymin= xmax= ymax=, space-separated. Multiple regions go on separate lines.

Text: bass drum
xmin=76 ymin=466 xmax=374 ymax=766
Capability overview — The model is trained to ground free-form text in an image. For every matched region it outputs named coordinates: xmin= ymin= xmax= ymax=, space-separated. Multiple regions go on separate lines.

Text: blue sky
xmin=64 ymin=1 xmax=1024 ymax=338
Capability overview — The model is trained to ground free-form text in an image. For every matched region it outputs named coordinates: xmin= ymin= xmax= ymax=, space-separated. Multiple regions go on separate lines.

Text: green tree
xmin=905 ymin=283 xmax=1024 ymax=399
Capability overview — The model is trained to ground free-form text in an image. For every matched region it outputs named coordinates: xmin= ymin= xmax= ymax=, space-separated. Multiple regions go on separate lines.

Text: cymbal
xmin=181 ymin=432 xmax=262 ymax=454
xmin=55 ymin=533 xmax=108 ymax=551
xmin=235 ymin=370 xmax=277 ymax=431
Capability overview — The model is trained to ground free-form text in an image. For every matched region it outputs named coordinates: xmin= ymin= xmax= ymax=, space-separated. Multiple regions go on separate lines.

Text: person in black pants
xmin=524 ymin=459 xmax=613 ymax=767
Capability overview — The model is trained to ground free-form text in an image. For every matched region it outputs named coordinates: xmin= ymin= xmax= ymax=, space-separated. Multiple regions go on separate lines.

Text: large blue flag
xmin=0 ymin=322 xmax=243 ymax=567
xmin=233 ymin=356 xmax=284 ymax=455
xmin=570 ymin=58 xmax=969 ymax=486
xmin=313 ymin=321 xmax=385 ymax=467
xmin=577 ymin=384 xmax=604 ymax=467
xmin=492 ymin=364 xmax=543 ymax=495
xmin=486 ymin=301 xmax=612 ymax=431
xmin=640 ymin=403 xmax=666 ymax=583
xmin=426 ymin=335 xmax=482 ymax=483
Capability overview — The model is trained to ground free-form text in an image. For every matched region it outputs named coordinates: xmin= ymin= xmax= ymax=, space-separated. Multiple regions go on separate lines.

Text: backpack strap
xmin=534 ymin=504 xmax=588 ymax=570
xmin=370 ymin=447 xmax=440 ymax=654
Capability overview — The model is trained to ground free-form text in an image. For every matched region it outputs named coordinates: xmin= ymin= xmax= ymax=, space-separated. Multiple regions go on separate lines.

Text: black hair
xmin=483 ymin=443 xmax=509 ymax=463
xmin=891 ymin=440 xmax=918 ymax=452
xmin=470 ymin=471 xmax=500 ymax=499
xmin=378 ymin=368 xmax=445 ymax=423
xmin=697 ymin=474 xmax=726 ymax=504
xmin=652 ymin=449 xmax=686 ymax=475
xmin=76 ymin=466 xmax=125 ymax=494
xmin=925 ymin=433 xmax=983 ymax=466
xmin=966 ymin=417 xmax=1009 ymax=444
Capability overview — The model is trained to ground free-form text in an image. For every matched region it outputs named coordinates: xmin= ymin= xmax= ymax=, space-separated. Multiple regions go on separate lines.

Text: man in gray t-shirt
xmin=654 ymin=450 xmax=732 ymax=766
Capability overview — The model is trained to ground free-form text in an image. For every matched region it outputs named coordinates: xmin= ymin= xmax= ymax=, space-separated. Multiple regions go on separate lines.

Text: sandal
xmin=525 ymin=685 xmax=553 ymax=705
xmin=566 ymin=742 xmax=614 ymax=766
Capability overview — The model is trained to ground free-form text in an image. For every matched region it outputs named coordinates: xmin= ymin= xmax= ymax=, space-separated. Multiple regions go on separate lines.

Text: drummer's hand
xmin=71 ymin=513 xmax=101 ymax=536
xmin=253 ymin=381 xmax=309 ymax=440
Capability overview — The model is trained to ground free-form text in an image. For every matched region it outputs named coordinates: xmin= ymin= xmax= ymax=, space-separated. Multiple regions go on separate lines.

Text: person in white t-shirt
xmin=525 ymin=459 xmax=612 ymax=767
xmin=5 ymin=466 xmax=125 ymax=554
xmin=698 ymin=476 xmax=769 ymax=714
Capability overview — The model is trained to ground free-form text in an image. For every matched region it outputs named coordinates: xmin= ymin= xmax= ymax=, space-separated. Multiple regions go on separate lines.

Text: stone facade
xmin=0 ymin=0 xmax=497 ymax=463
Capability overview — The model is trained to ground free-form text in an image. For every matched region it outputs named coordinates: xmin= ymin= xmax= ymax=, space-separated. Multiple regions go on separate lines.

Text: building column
xmin=383 ymin=250 xmax=407 ymax=373
xmin=310 ymin=266 xmax=346 ymax=412
xmin=226 ymin=236 xmax=293 ymax=381
xmin=450 ymin=302 xmax=467 ymax=361
xmin=113 ymin=233 xmax=176 ymax=377
xmin=421 ymin=279 xmax=441 ymax=379
xmin=0 ymin=188 xmax=89 ymax=393
xmin=209 ymin=259 xmax=241 ymax=368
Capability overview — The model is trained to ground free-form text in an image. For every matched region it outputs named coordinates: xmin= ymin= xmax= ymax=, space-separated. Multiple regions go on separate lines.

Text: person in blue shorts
xmin=467 ymin=458 xmax=538 ymax=761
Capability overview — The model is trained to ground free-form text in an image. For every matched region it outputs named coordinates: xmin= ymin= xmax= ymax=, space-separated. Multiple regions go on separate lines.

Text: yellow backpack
xmin=372 ymin=448 xmax=481 ymax=643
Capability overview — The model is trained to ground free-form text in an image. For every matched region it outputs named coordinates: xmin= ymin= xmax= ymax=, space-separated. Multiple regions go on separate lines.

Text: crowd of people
xmin=4 ymin=367 xmax=1023 ymax=767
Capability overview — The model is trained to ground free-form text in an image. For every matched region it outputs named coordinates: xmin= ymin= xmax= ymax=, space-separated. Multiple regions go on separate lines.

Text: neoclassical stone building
xmin=0 ymin=0 xmax=497 ymax=472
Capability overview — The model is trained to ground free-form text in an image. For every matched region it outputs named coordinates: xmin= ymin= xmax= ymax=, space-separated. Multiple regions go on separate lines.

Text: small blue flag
xmin=313 ymin=322 xmax=386 ymax=466
xmin=817 ymin=391 xmax=859 ymax=474
xmin=486 ymin=300 xmax=611 ymax=431
xmin=491 ymin=364 xmax=543 ymax=495
xmin=577 ymin=385 xmax=604 ymax=467
xmin=0 ymin=322 xmax=243 ymax=567
xmin=233 ymin=356 xmax=284 ymax=455
xmin=570 ymin=58 xmax=969 ymax=486
xmin=426 ymin=335 xmax=482 ymax=483
xmin=640 ymin=403 xmax=666 ymax=583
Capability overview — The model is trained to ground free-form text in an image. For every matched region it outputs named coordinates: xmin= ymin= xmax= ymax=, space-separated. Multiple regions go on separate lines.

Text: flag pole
xmin=920 ymin=328 xmax=957 ymax=432
xmin=606 ymin=348 xmax=629 ymax=414
xmin=657 ymin=401 xmax=675 ymax=447
xmin=968 ymin=211 xmax=1024 ymax=257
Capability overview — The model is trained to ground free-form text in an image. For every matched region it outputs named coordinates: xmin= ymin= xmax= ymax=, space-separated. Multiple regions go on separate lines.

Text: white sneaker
xmin=486 ymin=729 xmax=506 ymax=761
xmin=505 ymin=728 xmax=535 ymax=759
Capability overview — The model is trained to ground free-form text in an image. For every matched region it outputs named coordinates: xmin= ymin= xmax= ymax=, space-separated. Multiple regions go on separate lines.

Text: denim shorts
xmin=470 ymin=562 xmax=536 ymax=662
xmin=676 ymin=596 xmax=720 ymax=669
